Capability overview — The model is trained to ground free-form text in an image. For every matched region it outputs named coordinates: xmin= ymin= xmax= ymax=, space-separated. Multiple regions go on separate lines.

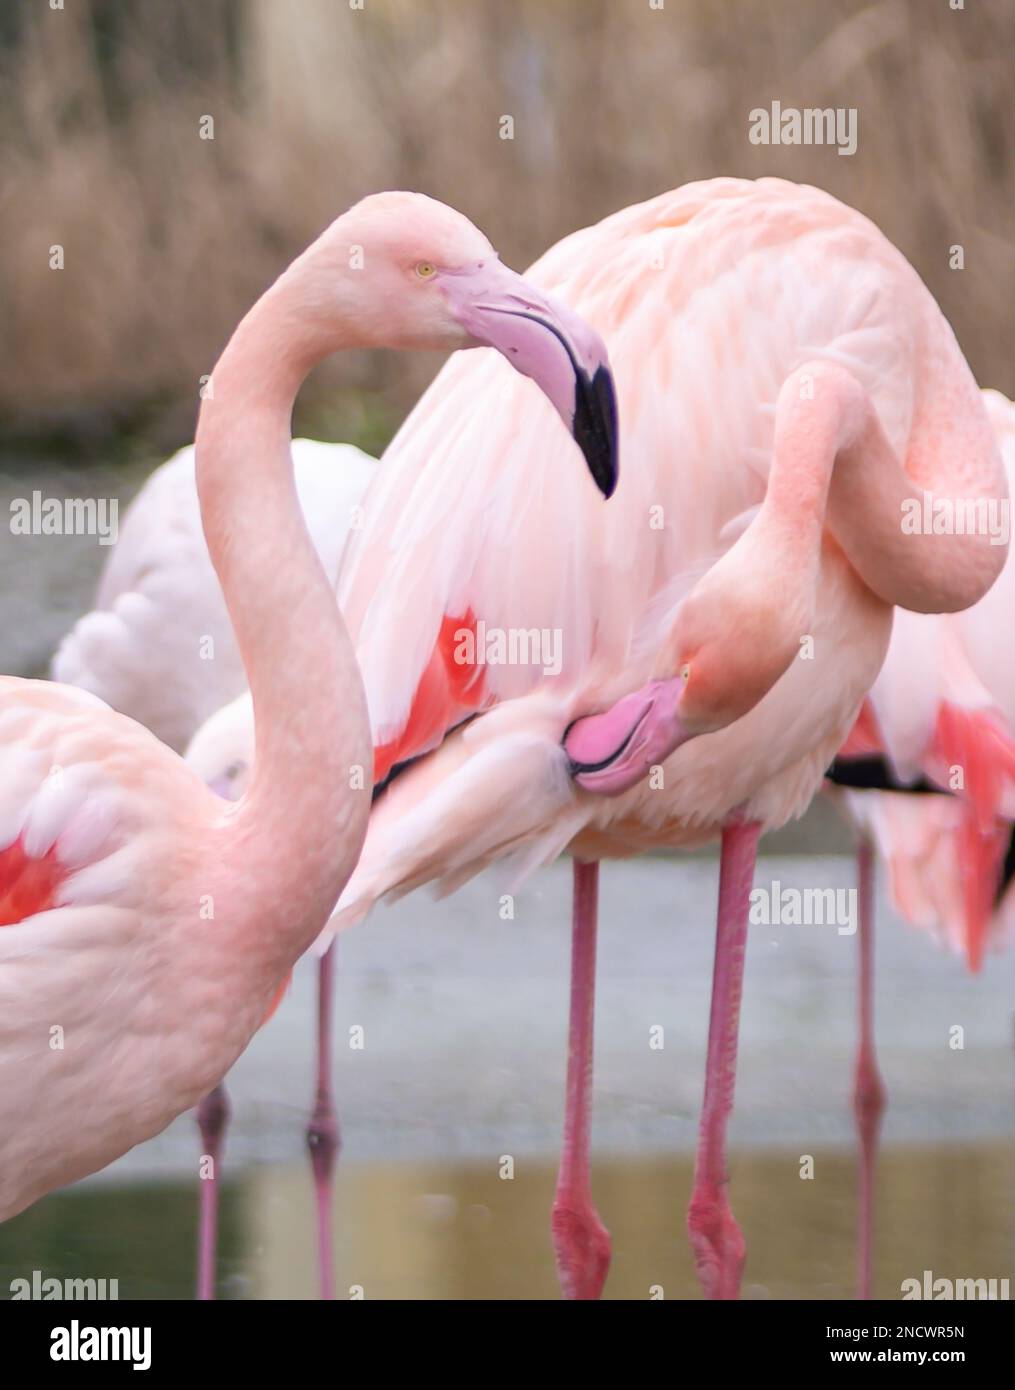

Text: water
xmin=2 ymin=464 xmax=1013 ymax=1298
xmin=2 ymin=1146 xmax=1012 ymax=1301
xmin=1 ymin=857 xmax=1013 ymax=1299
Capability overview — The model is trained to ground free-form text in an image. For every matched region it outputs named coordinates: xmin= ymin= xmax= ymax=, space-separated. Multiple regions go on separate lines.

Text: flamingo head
xmin=299 ymin=192 xmax=619 ymax=497
xmin=563 ymin=679 xmax=691 ymax=797
xmin=564 ymin=561 xmax=805 ymax=796
xmin=185 ymin=693 xmax=255 ymax=802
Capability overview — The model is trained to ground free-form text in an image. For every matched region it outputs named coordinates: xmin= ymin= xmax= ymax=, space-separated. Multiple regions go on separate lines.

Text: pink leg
xmin=688 ymin=818 xmax=761 ymax=1300
xmin=195 ymin=1082 xmax=230 ymax=1301
xmin=551 ymin=859 xmax=611 ymax=1299
xmin=854 ymin=837 xmax=886 ymax=1300
xmin=306 ymin=939 xmax=340 ymax=1300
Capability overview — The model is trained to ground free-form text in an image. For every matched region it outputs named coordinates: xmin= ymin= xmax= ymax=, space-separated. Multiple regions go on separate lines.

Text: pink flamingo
xmin=826 ymin=386 xmax=1015 ymax=1298
xmin=323 ymin=179 xmax=1007 ymax=1300
xmin=52 ymin=437 xmax=376 ymax=1298
xmin=0 ymin=192 xmax=618 ymax=1228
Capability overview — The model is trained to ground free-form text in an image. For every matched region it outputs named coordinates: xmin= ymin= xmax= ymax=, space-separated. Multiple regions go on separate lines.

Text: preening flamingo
xmin=320 ymin=178 xmax=1006 ymax=1300
xmin=0 ymin=191 xmax=618 ymax=1226
xmin=52 ymin=436 xmax=376 ymax=1297
xmin=826 ymin=385 xmax=1015 ymax=1296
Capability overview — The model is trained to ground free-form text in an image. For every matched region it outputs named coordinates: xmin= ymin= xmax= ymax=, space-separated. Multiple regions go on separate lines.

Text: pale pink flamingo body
xmin=322 ymin=179 xmax=1006 ymax=1298
xmin=0 ymin=192 xmax=618 ymax=1232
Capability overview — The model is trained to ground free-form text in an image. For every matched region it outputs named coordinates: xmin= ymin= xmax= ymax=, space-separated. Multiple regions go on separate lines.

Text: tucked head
xmin=564 ymin=546 xmax=809 ymax=795
xmin=185 ymin=694 xmax=255 ymax=802
xmin=289 ymin=191 xmax=618 ymax=497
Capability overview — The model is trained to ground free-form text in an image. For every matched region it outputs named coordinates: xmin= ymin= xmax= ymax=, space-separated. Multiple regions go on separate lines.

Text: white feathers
xmin=0 ymin=739 xmax=121 ymax=873
xmin=329 ymin=697 xmax=580 ymax=933
xmin=55 ymin=842 xmax=134 ymax=908
xmin=52 ymin=791 xmax=121 ymax=871
xmin=20 ymin=768 xmax=91 ymax=858
xmin=183 ymin=692 xmax=254 ymax=795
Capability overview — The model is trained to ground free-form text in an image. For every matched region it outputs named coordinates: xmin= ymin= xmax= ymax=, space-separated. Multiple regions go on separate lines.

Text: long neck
xmin=194 ymin=275 xmax=371 ymax=968
xmin=761 ymin=360 xmax=1007 ymax=617
xmin=690 ymin=358 xmax=1007 ymax=728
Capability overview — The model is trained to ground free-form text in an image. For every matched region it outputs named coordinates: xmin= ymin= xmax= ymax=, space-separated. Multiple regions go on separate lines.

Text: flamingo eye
xmin=680 ymin=663 xmax=691 ymax=683
xmin=415 ymin=261 xmax=437 ymax=280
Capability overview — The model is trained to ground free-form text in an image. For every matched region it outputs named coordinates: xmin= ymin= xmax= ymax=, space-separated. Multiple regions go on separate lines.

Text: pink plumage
xmin=329 ymin=178 xmax=1007 ymax=1299
xmin=838 ymin=388 xmax=1015 ymax=972
xmin=0 ymin=839 xmax=62 ymax=925
xmin=332 ymin=178 xmax=1007 ymax=930
xmin=0 ymin=191 xmax=618 ymax=1225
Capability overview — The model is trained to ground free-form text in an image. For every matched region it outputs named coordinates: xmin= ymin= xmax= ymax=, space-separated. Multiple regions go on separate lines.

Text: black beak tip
xmin=573 ymin=365 xmax=619 ymax=499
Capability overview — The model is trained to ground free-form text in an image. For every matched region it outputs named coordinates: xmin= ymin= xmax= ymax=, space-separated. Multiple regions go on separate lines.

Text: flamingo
xmin=317 ymin=178 xmax=1006 ymax=1300
xmin=825 ymin=386 xmax=1015 ymax=1297
xmin=0 ymin=191 xmax=619 ymax=1228
xmin=52 ymin=437 xmax=376 ymax=1297
xmin=53 ymin=439 xmax=377 ymax=755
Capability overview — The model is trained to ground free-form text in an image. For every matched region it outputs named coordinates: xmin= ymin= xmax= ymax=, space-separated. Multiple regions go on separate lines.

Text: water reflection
xmin=2 ymin=1143 xmax=1011 ymax=1299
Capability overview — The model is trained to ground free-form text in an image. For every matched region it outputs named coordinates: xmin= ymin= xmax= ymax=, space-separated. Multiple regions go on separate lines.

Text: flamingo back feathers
xmin=342 ymin=178 xmax=915 ymax=774
xmin=0 ymin=841 xmax=64 ymax=927
xmin=0 ymin=677 xmax=211 ymax=927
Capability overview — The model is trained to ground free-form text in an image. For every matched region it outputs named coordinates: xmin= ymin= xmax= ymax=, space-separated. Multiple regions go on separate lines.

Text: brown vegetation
xmin=1 ymin=0 xmax=1011 ymax=459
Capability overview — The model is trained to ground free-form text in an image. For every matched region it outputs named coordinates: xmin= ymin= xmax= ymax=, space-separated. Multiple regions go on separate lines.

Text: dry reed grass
xmin=1 ymin=0 xmax=1012 ymax=458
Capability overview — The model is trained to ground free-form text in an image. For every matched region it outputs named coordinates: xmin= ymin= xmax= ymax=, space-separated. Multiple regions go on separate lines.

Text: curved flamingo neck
xmin=762 ymin=361 xmax=1007 ymax=617
xmin=669 ymin=357 xmax=1008 ymax=740
xmin=194 ymin=273 xmax=370 ymax=966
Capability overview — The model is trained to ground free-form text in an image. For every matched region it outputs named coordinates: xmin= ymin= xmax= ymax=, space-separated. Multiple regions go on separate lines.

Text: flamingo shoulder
xmin=0 ymin=677 xmax=209 ymax=926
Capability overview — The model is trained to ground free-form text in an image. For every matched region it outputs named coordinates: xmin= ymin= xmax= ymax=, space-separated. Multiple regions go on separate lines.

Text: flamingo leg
xmin=688 ymin=818 xmax=761 ymax=1300
xmin=195 ymin=1081 xmax=230 ymax=1301
xmin=853 ymin=837 xmax=886 ymax=1300
xmin=551 ymin=858 xmax=611 ymax=1299
xmin=306 ymin=939 xmax=340 ymax=1300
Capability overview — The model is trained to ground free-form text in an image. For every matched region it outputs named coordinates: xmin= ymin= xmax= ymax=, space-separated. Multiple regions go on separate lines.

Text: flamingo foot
xmin=551 ymin=1197 xmax=612 ymax=1300
xmin=195 ymin=1081 xmax=230 ymax=1301
xmin=688 ymin=1182 xmax=745 ymax=1301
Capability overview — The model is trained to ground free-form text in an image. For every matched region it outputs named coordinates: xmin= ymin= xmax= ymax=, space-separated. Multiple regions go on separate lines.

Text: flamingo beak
xmin=207 ymin=769 xmax=247 ymax=802
xmin=564 ymin=678 xmax=690 ymax=795
xmin=441 ymin=259 xmax=619 ymax=498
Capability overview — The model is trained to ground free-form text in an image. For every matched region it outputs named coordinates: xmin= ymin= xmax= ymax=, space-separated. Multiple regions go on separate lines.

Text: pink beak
xmin=564 ymin=678 xmax=689 ymax=795
xmin=440 ymin=259 xmax=618 ymax=498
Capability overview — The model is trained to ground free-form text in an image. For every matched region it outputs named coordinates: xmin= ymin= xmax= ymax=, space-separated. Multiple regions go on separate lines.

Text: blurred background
xmin=2 ymin=0 xmax=1013 ymax=461
xmin=0 ymin=0 xmax=1013 ymax=1299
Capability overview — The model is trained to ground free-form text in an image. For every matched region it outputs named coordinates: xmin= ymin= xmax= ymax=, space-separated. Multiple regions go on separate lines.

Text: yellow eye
xmin=415 ymin=261 xmax=437 ymax=279
xmin=680 ymin=663 xmax=691 ymax=683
